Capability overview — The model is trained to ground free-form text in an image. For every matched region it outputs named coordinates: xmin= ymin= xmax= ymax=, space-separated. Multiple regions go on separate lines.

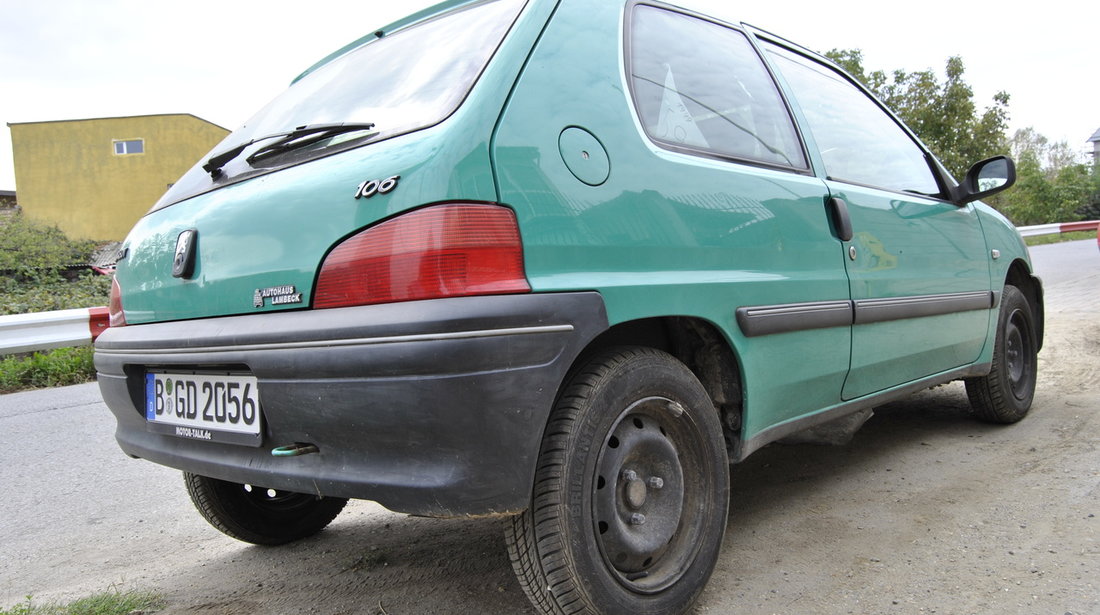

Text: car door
xmin=761 ymin=41 xmax=994 ymax=400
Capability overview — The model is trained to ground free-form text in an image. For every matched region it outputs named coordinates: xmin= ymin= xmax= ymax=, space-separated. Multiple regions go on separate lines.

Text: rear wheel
xmin=965 ymin=285 xmax=1038 ymax=423
xmin=505 ymin=347 xmax=729 ymax=615
xmin=184 ymin=472 xmax=347 ymax=545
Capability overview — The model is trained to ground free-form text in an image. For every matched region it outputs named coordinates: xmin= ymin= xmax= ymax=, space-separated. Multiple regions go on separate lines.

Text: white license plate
xmin=145 ymin=372 xmax=263 ymax=446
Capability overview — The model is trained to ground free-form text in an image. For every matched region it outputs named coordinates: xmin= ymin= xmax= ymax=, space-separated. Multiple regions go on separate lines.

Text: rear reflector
xmin=314 ymin=204 xmax=529 ymax=309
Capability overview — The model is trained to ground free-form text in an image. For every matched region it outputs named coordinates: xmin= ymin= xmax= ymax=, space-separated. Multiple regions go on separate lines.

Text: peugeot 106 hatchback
xmin=95 ymin=1 xmax=1043 ymax=613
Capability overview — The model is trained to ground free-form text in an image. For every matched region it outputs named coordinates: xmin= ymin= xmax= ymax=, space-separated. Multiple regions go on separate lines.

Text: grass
xmin=0 ymin=590 xmax=163 ymax=615
xmin=0 ymin=346 xmax=96 ymax=394
xmin=1023 ymin=230 xmax=1096 ymax=246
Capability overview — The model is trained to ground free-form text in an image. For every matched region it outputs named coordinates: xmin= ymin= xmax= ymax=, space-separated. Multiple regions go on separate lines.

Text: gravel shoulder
xmin=2 ymin=241 xmax=1096 ymax=615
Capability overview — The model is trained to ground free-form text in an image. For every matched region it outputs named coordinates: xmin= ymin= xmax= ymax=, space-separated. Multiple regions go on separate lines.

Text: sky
xmin=2 ymin=0 xmax=1097 ymax=192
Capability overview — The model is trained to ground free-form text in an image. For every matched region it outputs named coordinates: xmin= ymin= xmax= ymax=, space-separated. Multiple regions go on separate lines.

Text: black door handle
xmin=826 ymin=197 xmax=853 ymax=242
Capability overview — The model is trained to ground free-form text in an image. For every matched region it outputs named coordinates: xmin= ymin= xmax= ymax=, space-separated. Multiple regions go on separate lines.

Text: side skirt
xmin=733 ymin=361 xmax=992 ymax=462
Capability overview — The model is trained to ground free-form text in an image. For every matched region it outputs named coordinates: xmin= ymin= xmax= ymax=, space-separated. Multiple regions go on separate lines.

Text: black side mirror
xmin=954 ymin=155 xmax=1016 ymax=205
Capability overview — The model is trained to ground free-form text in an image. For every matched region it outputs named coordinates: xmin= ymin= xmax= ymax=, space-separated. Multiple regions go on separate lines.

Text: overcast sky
xmin=2 ymin=0 xmax=1097 ymax=192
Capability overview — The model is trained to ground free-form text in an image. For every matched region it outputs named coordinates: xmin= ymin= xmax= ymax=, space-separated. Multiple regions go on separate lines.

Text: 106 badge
xmin=354 ymin=175 xmax=399 ymax=199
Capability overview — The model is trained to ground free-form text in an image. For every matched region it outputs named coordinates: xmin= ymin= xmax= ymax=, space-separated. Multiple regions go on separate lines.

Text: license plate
xmin=145 ymin=371 xmax=263 ymax=446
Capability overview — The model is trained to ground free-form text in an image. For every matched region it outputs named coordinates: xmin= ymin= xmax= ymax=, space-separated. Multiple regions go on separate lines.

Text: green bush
xmin=0 ymin=214 xmax=111 ymax=392
xmin=0 ymin=211 xmax=112 ymax=315
xmin=0 ymin=346 xmax=97 ymax=394
xmin=0 ymin=273 xmax=112 ymax=315
xmin=0 ymin=213 xmax=98 ymax=276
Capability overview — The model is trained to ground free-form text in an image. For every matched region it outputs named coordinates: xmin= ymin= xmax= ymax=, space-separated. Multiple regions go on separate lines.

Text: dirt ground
xmin=2 ymin=244 xmax=1096 ymax=615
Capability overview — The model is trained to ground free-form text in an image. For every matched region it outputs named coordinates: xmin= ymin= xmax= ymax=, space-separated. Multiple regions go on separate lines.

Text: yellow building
xmin=8 ymin=114 xmax=229 ymax=240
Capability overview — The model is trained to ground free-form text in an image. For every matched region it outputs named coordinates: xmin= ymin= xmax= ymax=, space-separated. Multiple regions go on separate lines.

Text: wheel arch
xmin=561 ymin=316 xmax=745 ymax=457
xmin=1004 ymin=258 xmax=1044 ymax=351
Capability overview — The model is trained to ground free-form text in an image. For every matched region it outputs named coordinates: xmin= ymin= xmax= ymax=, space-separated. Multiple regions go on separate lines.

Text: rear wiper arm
xmin=245 ymin=123 xmax=378 ymax=167
xmin=202 ymin=122 xmax=376 ymax=178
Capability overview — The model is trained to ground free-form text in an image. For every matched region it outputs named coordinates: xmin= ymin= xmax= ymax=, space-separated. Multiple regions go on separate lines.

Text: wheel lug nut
xmin=648 ymin=477 xmax=664 ymax=489
xmin=622 ymin=469 xmax=638 ymax=481
xmin=629 ymin=513 xmax=646 ymax=525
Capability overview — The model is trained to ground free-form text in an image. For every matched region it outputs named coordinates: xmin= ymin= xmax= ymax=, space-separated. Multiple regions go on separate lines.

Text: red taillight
xmin=108 ymin=276 xmax=127 ymax=327
xmin=314 ymin=204 xmax=530 ymax=309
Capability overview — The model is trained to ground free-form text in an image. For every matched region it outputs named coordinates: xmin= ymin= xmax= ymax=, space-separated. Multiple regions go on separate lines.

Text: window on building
xmin=113 ymin=139 xmax=145 ymax=155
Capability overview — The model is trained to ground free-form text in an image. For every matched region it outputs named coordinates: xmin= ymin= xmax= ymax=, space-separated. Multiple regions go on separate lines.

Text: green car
xmin=95 ymin=1 xmax=1043 ymax=613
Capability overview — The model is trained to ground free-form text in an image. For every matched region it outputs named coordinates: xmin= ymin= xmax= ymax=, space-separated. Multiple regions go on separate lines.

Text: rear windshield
xmin=152 ymin=0 xmax=525 ymax=211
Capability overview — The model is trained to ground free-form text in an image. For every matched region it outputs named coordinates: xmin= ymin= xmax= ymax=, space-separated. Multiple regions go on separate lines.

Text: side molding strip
xmin=737 ymin=290 xmax=995 ymax=338
xmin=736 ymin=301 xmax=853 ymax=338
xmin=853 ymin=291 xmax=995 ymax=325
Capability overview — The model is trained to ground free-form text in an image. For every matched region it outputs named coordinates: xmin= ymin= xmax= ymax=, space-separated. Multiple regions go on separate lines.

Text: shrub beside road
xmin=0 ymin=213 xmax=110 ymax=392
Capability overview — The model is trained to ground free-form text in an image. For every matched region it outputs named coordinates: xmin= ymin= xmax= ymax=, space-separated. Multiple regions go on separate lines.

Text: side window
xmin=764 ymin=44 xmax=940 ymax=195
xmin=628 ymin=6 xmax=806 ymax=170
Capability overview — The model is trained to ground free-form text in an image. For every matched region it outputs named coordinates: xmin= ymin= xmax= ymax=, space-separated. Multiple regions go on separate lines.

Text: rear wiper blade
xmin=245 ymin=122 xmax=378 ymax=167
xmin=202 ymin=122 xmax=376 ymax=178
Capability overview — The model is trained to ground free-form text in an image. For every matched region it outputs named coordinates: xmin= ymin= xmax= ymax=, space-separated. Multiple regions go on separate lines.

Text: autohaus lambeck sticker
xmin=253 ymin=285 xmax=302 ymax=308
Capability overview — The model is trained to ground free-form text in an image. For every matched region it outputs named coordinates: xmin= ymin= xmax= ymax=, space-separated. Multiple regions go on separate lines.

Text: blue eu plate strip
xmin=145 ymin=373 xmax=155 ymax=420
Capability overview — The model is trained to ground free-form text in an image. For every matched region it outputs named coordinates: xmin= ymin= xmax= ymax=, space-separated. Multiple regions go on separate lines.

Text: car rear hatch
xmin=111 ymin=0 xmax=538 ymax=325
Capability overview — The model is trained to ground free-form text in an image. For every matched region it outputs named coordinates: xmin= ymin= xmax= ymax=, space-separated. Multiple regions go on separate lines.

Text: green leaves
xmin=1 ymin=212 xmax=112 ymax=315
xmin=0 ymin=346 xmax=96 ymax=394
xmin=0 ymin=214 xmax=98 ymax=276
xmin=0 ymin=274 xmax=112 ymax=316
xmin=826 ymin=49 xmax=1099 ymax=225
xmin=994 ymin=128 xmax=1098 ymax=225
xmin=0 ymin=212 xmax=111 ymax=391
xmin=826 ymin=49 xmax=1009 ymax=181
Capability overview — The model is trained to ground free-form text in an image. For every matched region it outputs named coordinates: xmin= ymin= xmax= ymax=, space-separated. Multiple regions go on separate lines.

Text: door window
xmin=765 ymin=44 xmax=941 ymax=196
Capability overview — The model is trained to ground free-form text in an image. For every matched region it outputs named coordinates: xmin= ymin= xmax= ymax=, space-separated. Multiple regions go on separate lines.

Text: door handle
xmin=826 ymin=197 xmax=853 ymax=242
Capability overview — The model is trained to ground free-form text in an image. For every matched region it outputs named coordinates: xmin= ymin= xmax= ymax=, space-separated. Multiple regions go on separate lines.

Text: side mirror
xmin=954 ymin=155 xmax=1016 ymax=205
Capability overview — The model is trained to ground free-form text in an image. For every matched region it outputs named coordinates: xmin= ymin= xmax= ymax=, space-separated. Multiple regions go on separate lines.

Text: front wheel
xmin=965 ymin=285 xmax=1038 ymax=423
xmin=184 ymin=472 xmax=348 ymax=545
xmin=505 ymin=347 xmax=729 ymax=615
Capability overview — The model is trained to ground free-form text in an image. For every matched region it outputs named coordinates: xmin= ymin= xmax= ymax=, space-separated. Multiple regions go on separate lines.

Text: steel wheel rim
xmin=1005 ymin=308 xmax=1033 ymax=401
xmin=242 ymin=484 xmax=319 ymax=516
xmin=591 ymin=396 xmax=707 ymax=593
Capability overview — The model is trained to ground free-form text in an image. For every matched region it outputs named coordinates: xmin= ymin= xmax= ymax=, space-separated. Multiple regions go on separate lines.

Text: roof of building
xmin=6 ymin=113 xmax=227 ymax=131
xmin=1090 ymin=127 xmax=1100 ymax=143
xmin=0 ymin=190 xmax=15 ymax=197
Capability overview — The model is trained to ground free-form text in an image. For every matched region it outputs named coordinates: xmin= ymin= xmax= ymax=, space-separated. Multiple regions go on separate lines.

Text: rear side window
xmin=628 ymin=6 xmax=806 ymax=170
xmin=764 ymin=43 xmax=941 ymax=195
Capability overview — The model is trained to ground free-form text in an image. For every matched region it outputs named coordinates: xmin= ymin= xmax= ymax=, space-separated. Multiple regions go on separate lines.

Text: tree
xmin=996 ymin=128 xmax=1097 ymax=225
xmin=825 ymin=50 xmax=1009 ymax=180
xmin=827 ymin=50 xmax=1097 ymax=225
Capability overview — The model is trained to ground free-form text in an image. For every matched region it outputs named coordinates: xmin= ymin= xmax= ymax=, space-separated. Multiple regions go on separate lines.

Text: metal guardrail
xmin=0 ymin=307 xmax=108 ymax=355
xmin=1 ymin=221 xmax=1097 ymax=357
xmin=1016 ymin=220 xmax=1100 ymax=238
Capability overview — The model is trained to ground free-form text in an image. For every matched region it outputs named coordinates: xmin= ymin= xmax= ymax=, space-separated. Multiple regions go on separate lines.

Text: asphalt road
xmin=1 ymin=239 xmax=1096 ymax=614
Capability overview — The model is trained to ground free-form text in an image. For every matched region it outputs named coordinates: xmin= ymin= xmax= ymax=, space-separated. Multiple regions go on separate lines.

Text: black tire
xmin=183 ymin=472 xmax=348 ymax=546
xmin=965 ymin=285 xmax=1038 ymax=423
xmin=505 ymin=347 xmax=729 ymax=615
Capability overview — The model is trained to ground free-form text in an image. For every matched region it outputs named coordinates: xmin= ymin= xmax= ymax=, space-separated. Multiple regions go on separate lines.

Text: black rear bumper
xmin=95 ymin=292 xmax=607 ymax=517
